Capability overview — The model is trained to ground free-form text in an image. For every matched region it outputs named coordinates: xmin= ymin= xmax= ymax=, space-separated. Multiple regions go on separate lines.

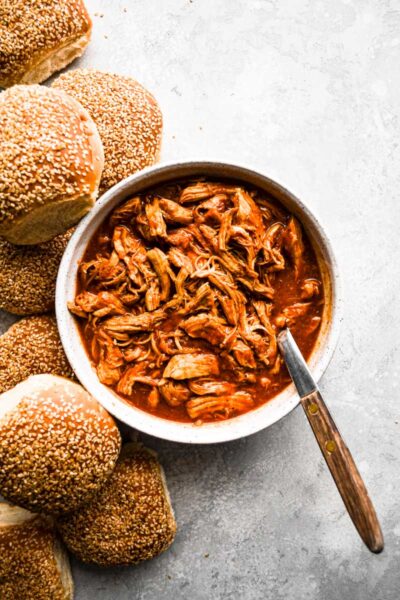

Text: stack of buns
xmin=0 ymin=0 xmax=162 ymax=317
xmin=0 ymin=376 xmax=176 ymax=589
xmin=0 ymin=1 xmax=172 ymax=596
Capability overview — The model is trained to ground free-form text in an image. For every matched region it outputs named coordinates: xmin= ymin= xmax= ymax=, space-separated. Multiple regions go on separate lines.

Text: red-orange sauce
xmin=72 ymin=179 xmax=325 ymax=423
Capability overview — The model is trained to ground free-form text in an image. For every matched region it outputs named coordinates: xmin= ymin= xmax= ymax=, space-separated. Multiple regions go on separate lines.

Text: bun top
xmin=52 ymin=69 xmax=163 ymax=192
xmin=0 ymin=315 xmax=74 ymax=393
xmin=0 ymin=85 xmax=103 ymax=241
xmin=0 ymin=503 xmax=73 ymax=600
xmin=0 ymin=374 xmax=121 ymax=514
xmin=0 ymin=0 xmax=91 ymax=87
xmin=0 ymin=229 xmax=73 ymax=315
xmin=57 ymin=443 xmax=176 ymax=566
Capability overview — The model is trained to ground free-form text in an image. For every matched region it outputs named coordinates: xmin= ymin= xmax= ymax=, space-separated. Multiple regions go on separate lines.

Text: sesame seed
xmin=52 ymin=69 xmax=163 ymax=194
xmin=0 ymin=229 xmax=73 ymax=315
xmin=56 ymin=444 xmax=176 ymax=566
xmin=0 ymin=0 xmax=91 ymax=87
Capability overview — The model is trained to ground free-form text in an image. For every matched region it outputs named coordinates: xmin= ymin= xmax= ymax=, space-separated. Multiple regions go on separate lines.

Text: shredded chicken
xmin=301 ymin=278 xmax=321 ymax=299
xmin=70 ymin=179 xmax=323 ymax=422
xmin=186 ymin=391 xmax=254 ymax=419
xmin=146 ymin=248 xmax=171 ymax=301
xmin=283 ymin=217 xmax=304 ymax=276
xmin=103 ymin=311 xmax=167 ymax=332
xmin=163 ymin=353 xmax=220 ymax=379
xmin=160 ymin=198 xmax=194 ymax=224
xmin=159 ymin=381 xmax=191 ymax=406
xmin=188 ymin=379 xmax=236 ymax=396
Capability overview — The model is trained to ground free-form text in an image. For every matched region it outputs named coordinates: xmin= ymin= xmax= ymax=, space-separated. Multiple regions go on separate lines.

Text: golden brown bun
xmin=52 ymin=69 xmax=163 ymax=193
xmin=0 ymin=0 xmax=92 ymax=88
xmin=0 ymin=315 xmax=74 ymax=393
xmin=0 ymin=503 xmax=73 ymax=600
xmin=0 ymin=375 xmax=121 ymax=515
xmin=0 ymin=85 xmax=104 ymax=245
xmin=57 ymin=443 xmax=176 ymax=566
xmin=0 ymin=230 xmax=73 ymax=315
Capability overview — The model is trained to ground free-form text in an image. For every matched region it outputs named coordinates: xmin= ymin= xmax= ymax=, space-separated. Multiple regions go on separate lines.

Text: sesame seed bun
xmin=0 ymin=315 xmax=74 ymax=394
xmin=56 ymin=443 xmax=176 ymax=566
xmin=0 ymin=230 xmax=73 ymax=315
xmin=0 ymin=503 xmax=73 ymax=600
xmin=52 ymin=69 xmax=163 ymax=193
xmin=0 ymin=85 xmax=104 ymax=245
xmin=0 ymin=375 xmax=121 ymax=515
xmin=0 ymin=0 xmax=92 ymax=88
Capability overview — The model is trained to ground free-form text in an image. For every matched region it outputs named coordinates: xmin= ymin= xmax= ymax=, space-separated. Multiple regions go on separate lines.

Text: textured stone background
xmin=2 ymin=0 xmax=400 ymax=598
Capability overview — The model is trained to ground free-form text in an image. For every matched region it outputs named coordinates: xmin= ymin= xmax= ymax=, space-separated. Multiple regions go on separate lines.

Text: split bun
xmin=0 ymin=0 xmax=92 ymax=88
xmin=0 ymin=85 xmax=103 ymax=245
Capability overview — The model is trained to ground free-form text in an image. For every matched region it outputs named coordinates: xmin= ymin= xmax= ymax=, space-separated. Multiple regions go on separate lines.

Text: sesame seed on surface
xmin=56 ymin=443 xmax=176 ymax=566
xmin=0 ymin=509 xmax=72 ymax=600
xmin=0 ymin=85 xmax=102 ymax=243
xmin=0 ymin=0 xmax=91 ymax=87
xmin=0 ymin=229 xmax=73 ymax=315
xmin=0 ymin=375 xmax=121 ymax=515
xmin=0 ymin=315 xmax=74 ymax=393
xmin=52 ymin=69 xmax=163 ymax=193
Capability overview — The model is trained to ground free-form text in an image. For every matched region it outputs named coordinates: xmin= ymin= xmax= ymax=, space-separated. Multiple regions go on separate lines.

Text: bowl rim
xmin=56 ymin=160 xmax=343 ymax=444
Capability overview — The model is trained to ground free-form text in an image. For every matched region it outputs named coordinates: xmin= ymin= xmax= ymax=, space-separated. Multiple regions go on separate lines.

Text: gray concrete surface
xmin=2 ymin=0 xmax=400 ymax=598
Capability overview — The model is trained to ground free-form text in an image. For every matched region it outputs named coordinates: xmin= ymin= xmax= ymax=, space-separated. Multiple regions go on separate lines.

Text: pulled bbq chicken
xmin=69 ymin=180 xmax=323 ymax=422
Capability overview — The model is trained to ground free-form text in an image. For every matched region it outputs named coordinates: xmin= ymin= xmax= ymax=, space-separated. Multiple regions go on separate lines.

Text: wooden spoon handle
xmin=301 ymin=390 xmax=384 ymax=553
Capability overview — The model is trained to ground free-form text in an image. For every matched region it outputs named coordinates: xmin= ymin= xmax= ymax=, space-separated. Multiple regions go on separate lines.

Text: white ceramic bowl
xmin=56 ymin=161 xmax=342 ymax=444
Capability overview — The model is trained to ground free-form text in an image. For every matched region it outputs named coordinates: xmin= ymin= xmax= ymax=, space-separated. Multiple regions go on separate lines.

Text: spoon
xmin=277 ymin=328 xmax=384 ymax=553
